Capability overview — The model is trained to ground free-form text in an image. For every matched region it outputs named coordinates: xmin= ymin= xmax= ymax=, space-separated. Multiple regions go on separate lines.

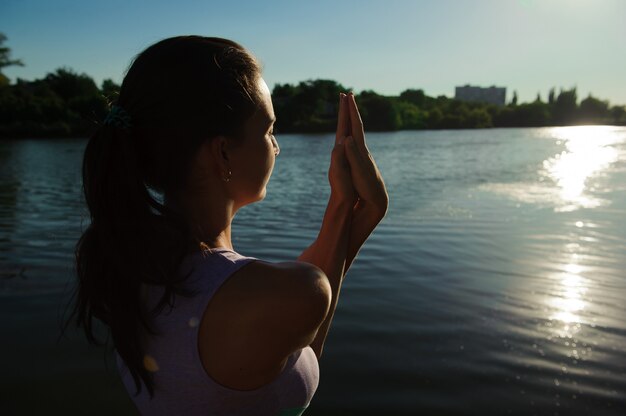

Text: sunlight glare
xmin=542 ymin=126 xmax=620 ymax=211
xmin=549 ymin=256 xmax=588 ymax=325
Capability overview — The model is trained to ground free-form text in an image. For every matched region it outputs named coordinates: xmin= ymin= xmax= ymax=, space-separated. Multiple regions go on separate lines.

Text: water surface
xmin=1 ymin=127 xmax=625 ymax=415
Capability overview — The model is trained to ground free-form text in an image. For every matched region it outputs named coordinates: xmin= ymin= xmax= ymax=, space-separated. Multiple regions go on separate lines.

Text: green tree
xmin=272 ymin=79 xmax=348 ymax=133
xmin=271 ymin=83 xmax=298 ymax=132
xmin=0 ymin=33 xmax=24 ymax=86
xmin=466 ymin=108 xmax=493 ymax=128
xmin=0 ymin=66 xmax=109 ymax=137
xmin=394 ymin=101 xmax=427 ymax=129
xmin=399 ymin=89 xmax=426 ymax=108
xmin=610 ymin=105 xmax=625 ymax=125
xmin=513 ymin=102 xmax=551 ymax=126
xmin=511 ymin=90 xmax=518 ymax=106
xmin=579 ymin=94 xmax=610 ymax=122
xmin=44 ymin=68 xmax=107 ymax=124
xmin=0 ymin=77 xmax=71 ymax=137
xmin=357 ymin=90 xmax=400 ymax=131
xmin=101 ymin=78 xmax=121 ymax=102
xmin=491 ymin=106 xmax=515 ymax=127
xmin=426 ymin=107 xmax=443 ymax=129
xmin=44 ymin=68 xmax=100 ymax=101
xmin=553 ymin=87 xmax=578 ymax=124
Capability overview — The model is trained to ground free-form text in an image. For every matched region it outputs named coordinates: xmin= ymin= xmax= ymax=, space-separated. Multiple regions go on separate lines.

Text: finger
xmin=335 ymin=93 xmax=350 ymax=145
xmin=330 ymin=137 xmax=348 ymax=166
xmin=347 ymin=93 xmax=367 ymax=152
xmin=343 ymin=136 xmax=359 ymax=166
xmin=347 ymin=136 xmax=381 ymax=184
xmin=344 ymin=136 xmax=369 ymax=178
xmin=345 ymin=137 xmax=385 ymax=202
xmin=331 ymin=140 xmax=344 ymax=161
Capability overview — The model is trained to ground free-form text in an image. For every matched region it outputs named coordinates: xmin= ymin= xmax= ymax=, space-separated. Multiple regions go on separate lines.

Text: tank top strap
xmin=181 ymin=247 xmax=258 ymax=294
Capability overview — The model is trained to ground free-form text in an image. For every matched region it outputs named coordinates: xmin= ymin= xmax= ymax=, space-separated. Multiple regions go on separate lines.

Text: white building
xmin=455 ymin=85 xmax=506 ymax=106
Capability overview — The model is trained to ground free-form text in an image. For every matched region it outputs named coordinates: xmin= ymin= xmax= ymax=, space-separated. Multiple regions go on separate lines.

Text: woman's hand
xmin=328 ymin=93 xmax=357 ymax=205
xmin=339 ymin=93 xmax=389 ymax=218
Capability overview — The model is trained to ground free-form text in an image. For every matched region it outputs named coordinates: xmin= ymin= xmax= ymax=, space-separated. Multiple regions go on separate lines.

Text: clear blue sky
xmin=2 ymin=0 xmax=625 ymax=105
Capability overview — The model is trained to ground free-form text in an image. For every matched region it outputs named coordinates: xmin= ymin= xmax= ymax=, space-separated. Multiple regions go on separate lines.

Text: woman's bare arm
xmin=297 ymin=195 xmax=352 ymax=359
xmin=298 ymin=92 xmax=388 ymax=359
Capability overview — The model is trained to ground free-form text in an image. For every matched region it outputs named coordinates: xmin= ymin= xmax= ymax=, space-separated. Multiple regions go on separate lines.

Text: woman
xmin=69 ymin=36 xmax=387 ymax=415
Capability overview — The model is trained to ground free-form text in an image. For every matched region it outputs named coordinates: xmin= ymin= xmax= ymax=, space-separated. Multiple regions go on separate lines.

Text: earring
xmin=222 ymin=169 xmax=232 ymax=182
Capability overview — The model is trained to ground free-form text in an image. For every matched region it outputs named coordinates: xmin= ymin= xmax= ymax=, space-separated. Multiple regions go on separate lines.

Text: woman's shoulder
xmin=214 ymin=254 xmax=330 ymax=307
xmin=188 ymin=247 xmax=322 ymax=287
xmin=234 ymin=258 xmax=325 ymax=287
xmin=197 ymin=254 xmax=331 ymax=390
xmin=186 ymin=247 xmax=330 ymax=312
xmin=213 ymin=256 xmax=331 ymax=344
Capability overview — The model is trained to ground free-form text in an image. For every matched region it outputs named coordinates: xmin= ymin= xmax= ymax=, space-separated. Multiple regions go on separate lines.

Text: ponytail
xmin=69 ymin=123 xmax=195 ymax=398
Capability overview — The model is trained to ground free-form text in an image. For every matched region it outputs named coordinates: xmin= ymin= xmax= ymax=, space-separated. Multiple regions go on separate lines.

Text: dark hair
xmin=64 ymin=36 xmax=262 ymax=398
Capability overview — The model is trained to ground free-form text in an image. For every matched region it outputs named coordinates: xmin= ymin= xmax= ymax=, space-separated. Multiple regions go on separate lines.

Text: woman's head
xmin=116 ymin=35 xmax=265 ymax=201
xmin=181 ymin=75 xmax=279 ymax=213
xmin=68 ymin=35 xmax=268 ymax=398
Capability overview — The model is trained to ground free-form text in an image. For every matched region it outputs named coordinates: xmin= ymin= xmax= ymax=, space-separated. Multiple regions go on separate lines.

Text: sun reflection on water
xmin=541 ymin=126 xmax=625 ymax=362
xmin=550 ymin=257 xmax=588 ymax=324
xmin=546 ymin=249 xmax=592 ymax=367
xmin=542 ymin=126 xmax=621 ymax=212
xmin=480 ymin=126 xmax=624 ymax=211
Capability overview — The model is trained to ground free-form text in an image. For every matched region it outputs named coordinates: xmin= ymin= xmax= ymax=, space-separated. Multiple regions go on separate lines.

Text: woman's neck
xmin=165 ymin=190 xmax=236 ymax=252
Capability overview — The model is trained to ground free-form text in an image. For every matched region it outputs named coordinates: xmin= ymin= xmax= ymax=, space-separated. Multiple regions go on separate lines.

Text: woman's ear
xmin=209 ymin=136 xmax=232 ymax=179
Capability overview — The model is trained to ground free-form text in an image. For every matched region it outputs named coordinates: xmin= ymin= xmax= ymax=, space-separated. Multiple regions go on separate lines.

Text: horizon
xmin=1 ymin=0 xmax=625 ymax=105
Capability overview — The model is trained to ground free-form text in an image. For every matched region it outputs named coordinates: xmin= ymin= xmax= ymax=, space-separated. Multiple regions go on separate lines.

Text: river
xmin=1 ymin=126 xmax=625 ymax=415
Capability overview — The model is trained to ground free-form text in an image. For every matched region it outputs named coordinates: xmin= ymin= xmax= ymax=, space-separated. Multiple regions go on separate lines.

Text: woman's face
xmin=227 ymin=77 xmax=279 ymax=207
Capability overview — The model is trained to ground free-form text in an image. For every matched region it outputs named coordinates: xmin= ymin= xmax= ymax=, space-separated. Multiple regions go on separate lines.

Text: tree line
xmin=273 ymin=80 xmax=625 ymax=133
xmin=1 ymin=35 xmax=624 ymax=138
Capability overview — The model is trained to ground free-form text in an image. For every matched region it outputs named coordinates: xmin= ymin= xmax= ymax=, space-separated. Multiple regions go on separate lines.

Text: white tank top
xmin=115 ymin=248 xmax=320 ymax=416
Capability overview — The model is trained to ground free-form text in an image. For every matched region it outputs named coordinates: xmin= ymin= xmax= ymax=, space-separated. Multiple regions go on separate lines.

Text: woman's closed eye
xmin=269 ymin=133 xmax=280 ymax=155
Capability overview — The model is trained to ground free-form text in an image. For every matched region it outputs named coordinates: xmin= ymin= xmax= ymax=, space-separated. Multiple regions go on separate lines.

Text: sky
xmin=1 ymin=0 xmax=625 ymax=105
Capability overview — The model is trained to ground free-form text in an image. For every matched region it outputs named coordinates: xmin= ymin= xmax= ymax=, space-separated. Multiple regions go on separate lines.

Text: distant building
xmin=455 ymin=85 xmax=506 ymax=106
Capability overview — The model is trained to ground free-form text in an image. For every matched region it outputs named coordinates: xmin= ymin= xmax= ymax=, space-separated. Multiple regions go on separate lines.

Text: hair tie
xmin=103 ymin=105 xmax=132 ymax=129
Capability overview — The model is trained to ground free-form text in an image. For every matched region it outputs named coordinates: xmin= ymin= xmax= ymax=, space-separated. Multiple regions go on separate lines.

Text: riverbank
xmin=1 ymin=122 xmax=625 ymax=140
xmin=2 ymin=70 xmax=625 ymax=138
